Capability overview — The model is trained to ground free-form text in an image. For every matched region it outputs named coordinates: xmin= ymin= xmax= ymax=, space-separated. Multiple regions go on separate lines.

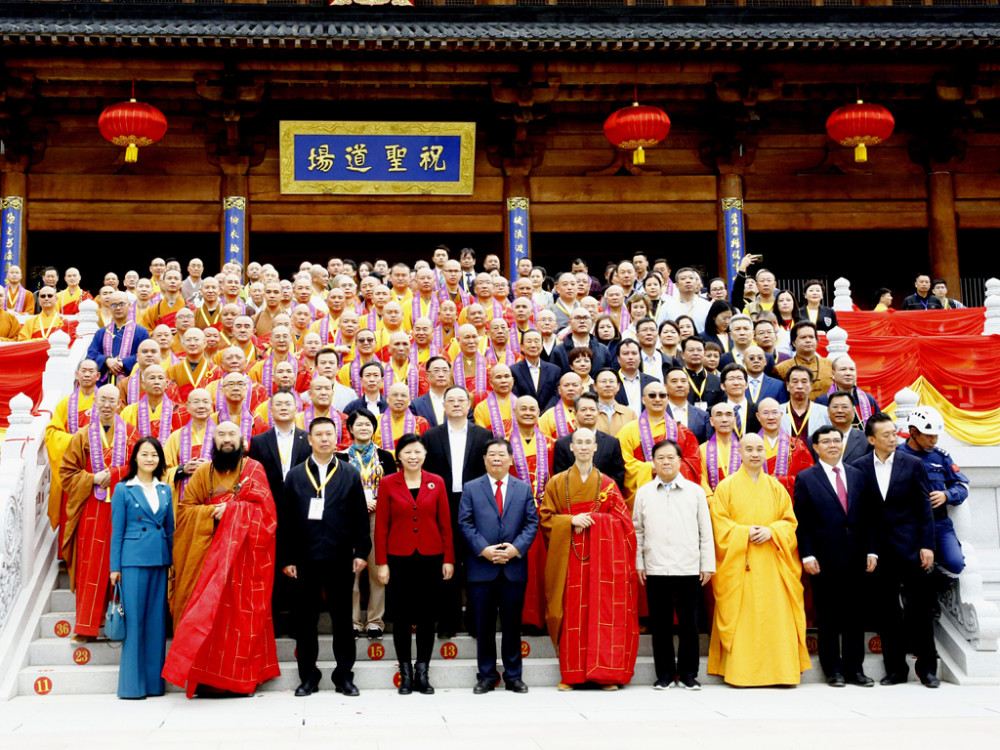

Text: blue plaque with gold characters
xmin=280 ymin=121 xmax=475 ymax=195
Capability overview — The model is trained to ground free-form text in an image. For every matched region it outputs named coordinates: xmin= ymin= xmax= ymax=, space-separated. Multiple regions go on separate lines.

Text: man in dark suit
xmin=342 ymin=361 xmax=388 ymax=417
xmin=720 ymin=363 xmax=761 ymax=440
xmin=249 ymin=388 xmax=312 ymax=634
xmin=814 ymin=356 xmax=880 ymax=430
xmin=614 ymin=338 xmax=658 ymax=414
xmin=742 ymin=346 xmax=787 ymax=407
xmin=550 ymin=308 xmax=613 ymax=376
xmin=851 ymin=412 xmax=939 ymax=688
xmin=552 ymin=393 xmax=626 ymax=493
xmin=814 ymin=391 xmax=872 ymax=464
xmin=409 ymin=356 xmax=452 ymax=428
xmin=422 ymin=385 xmax=494 ymax=636
xmin=665 ymin=366 xmax=713 ymax=443
xmin=795 ymin=425 xmax=878 ymax=688
xmin=458 ymin=438 xmax=538 ymax=694
xmin=279 ymin=417 xmax=372 ymax=697
xmin=511 ymin=330 xmax=562 ymax=411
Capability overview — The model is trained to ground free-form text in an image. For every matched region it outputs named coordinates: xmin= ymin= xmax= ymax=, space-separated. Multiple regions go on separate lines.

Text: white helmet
xmin=907 ymin=406 xmax=945 ymax=436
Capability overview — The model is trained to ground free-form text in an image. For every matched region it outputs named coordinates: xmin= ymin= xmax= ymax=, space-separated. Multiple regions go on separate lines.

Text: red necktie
xmin=495 ymin=479 xmax=504 ymax=515
xmin=833 ymin=467 xmax=849 ymax=513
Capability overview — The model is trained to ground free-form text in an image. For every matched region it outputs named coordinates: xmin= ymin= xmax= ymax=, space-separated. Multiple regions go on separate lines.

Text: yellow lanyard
xmin=305 ymin=458 xmax=338 ymax=496
xmin=38 ymin=313 xmax=62 ymax=339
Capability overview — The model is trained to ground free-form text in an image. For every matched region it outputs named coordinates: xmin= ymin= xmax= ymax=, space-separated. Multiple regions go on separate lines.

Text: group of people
xmin=22 ymin=244 xmax=969 ymax=700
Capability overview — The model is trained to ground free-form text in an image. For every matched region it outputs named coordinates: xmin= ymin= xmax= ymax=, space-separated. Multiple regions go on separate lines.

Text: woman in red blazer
xmin=375 ymin=433 xmax=455 ymax=696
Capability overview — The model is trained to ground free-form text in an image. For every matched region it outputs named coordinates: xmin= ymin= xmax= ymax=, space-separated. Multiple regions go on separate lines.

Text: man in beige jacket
xmin=633 ymin=438 xmax=715 ymax=691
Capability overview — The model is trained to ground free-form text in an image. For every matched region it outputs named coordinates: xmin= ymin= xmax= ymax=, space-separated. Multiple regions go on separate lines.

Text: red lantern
xmin=825 ymin=100 xmax=895 ymax=163
xmin=99 ymin=99 xmax=167 ymax=164
xmin=604 ymin=102 xmax=671 ymax=165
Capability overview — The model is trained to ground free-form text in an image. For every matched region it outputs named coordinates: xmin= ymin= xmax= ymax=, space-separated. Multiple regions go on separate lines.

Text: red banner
xmin=836 ymin=308 xmax=985 ymax=337
xmin=0 ymin=340 xmax=50 ymax=427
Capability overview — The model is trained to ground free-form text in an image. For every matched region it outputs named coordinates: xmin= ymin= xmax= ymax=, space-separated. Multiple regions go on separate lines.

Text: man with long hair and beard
xmin=163 ymin=421 xmax=280 ymax=697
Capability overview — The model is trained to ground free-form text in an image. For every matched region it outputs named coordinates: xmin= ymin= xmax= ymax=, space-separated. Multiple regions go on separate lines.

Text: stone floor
xmin=1 ymin=683 xmax=999 ymax=749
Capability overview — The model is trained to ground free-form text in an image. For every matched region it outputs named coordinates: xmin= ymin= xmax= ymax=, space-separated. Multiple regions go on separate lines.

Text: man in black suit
xmin=410 ymin=355 xmax=451 ymax=427
xmin=665 ymin=366 xmax=712 ymax=444
xmin=795 ymin=425 xmax=878 ymax=688
xmin=550 ymin=307 xmax=613 ymax=376
xmin=720 ymin=363 xmax=761 ymax=440
xmin=813 ymin=391 xmax=872 ymax=464
xmin=511 ymin=330 xmax=562 ymax=411
xmin=343 ymin=361 xmax=388 ymax=417
xmin=681 ymin=336 xmax=723 ymax=409
xmin=422 ymin=385 xmax=494 ymax=636
xmin=249 ymin=388 xmax=312 ymax=635
xmin=851 ymin=412 xmax=939 ymax=688
xmin=614 ymin=338 xmax=658 ymax=414
xmin=279 ymin=417 xmax=372 ymax=697
xmin=553 ymin=393 xmax=626 ymax=493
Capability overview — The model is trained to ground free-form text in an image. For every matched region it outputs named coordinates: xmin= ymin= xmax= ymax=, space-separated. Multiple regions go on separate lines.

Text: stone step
xmin=48 ymin=589 xmax=76 ymax=613
xmin=18 ymin=652 xmax=895 ymax=697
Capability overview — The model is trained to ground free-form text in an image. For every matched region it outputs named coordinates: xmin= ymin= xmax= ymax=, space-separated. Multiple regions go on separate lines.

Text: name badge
xmin=308 ymin=496 xmax=325 ymax=521
xmin=695 ymin=401 xmax=708 ymax=412
xmin=364 ymin=487 xmax=373 ymax=503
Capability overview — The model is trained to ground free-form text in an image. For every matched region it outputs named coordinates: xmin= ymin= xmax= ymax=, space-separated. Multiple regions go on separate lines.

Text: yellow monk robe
xmin=18 ymin=310 xmax=68 ymax=341
xmin=45 ymin=391 xmax=95 ymax=536
xmin=213 ymin=340 xmax=261 ymax=369
xmin=0 ymin=309 xmax=22 ymax=341
xmin=166 ymin=358 xmax=221 ymax=402
xmin=140 ymin=295 xmax=187 ymax=332
xmin=56 ymin=287 xmax=90 ymax=315
xmin=248 ymin=352 xmax=296 ymax=387
xmin=509 ymin=429 xmax=554 ymax=628
xmin=120 ymin=398 xmax=185 ymax=440
xmin=618 ymin=416 xmax=702 ymax=506
xmin=699 ymin=436 xmax=739 ymax=501
xmin=163 ymin=422 xmax=211 ymax=514
xmin=458 ymin=300 xmax=502 ymax=326
xmin=446 ymin=335 xmax=488 ymax=361
xmin=473 ymin=395 xmax=515 ymax=438
xmin=389 ymin=287 xmax=413 ymax=307
xmin=707 ymin=467 xmax=810 ymax=686
xmin=373 ymin=412 xmax=430 ymax=453
xmin=537 ymin=403 xmax=575 ymax=442
xmin=337 ymin=356 xmax=377 ymax=390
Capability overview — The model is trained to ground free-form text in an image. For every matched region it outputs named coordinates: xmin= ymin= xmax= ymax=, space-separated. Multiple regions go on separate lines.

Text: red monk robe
xmin=58 ymin=419 xmax=138 ymax=636
xmin=618 ymin=415 xmax=701 ymax=505
xmin=540 ymin=466 xmax=639 ymax=686
xmin=762 ymin=432 xmax=814 ymax=497
xmin=163 ymin=458 xmax=279 ymax=696
xmin=45 ymin=390 xmax=94 ymax=551
xmin=508 ymin=429 xmax=554 ymax=629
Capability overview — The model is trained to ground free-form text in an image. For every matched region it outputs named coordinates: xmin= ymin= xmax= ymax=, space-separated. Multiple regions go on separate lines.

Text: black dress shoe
xmin=919 ymin=673 xmax=941 ymax=689
xmin=367 ymin=627 xmax=383 ymax=640
xmin=846 ymin=673 xmax=874 ymax=687
xmin=473 ymin=679 xmax=495 ymax=694
xmin=504 ymin=679 xmax=529 ymax=694
xmin=334 ymin=680 xmax=360 ymax=697
xmin=437 ymin=630 xmax=456 ymax=640
xmin=880 ymin=673 xmax=908 ymax=686
xmin=294 ymin=680 xmax=319 ymax=697
xmin=827 ymin=673 xmax=846 ymax=687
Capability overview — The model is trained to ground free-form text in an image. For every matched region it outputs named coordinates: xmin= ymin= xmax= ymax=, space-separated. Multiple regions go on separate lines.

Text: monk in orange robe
xmin=163 ymin=421 xmax=280 ymax=697
xmin=166 ymin=327 xmax=221 ymax=403
xmin=58 ymin=385 xmax=138 ymax=640
xmin=539 ymin=427 xmax=639 ymax=689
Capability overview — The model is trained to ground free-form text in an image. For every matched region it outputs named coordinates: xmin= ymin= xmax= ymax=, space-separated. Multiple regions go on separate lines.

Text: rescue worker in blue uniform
xmin=897 ymin=406 xmax=968 ymax=575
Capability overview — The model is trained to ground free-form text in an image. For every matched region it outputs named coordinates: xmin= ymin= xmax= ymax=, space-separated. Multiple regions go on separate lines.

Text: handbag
xmin=104 ymin=582 xmax=126 ymax=642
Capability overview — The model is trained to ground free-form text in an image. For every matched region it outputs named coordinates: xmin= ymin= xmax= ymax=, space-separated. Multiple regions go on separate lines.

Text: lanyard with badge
xmin=305 ymin=458 xmax=338 ymax=521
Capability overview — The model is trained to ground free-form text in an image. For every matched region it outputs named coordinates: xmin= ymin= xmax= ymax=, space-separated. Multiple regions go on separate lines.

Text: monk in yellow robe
xmin=473 ymin=364 xmax=516 ymax=438
xmin=708 ymin=433 xmax=811 ymax=687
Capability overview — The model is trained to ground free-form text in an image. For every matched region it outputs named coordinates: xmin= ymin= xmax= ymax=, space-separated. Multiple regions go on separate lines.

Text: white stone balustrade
xmin=984 ymin=278 xmax=1000 ymax=336
xmin=832 ymin=276 xmax=853 ymax=312
xmin=825 ymin=326 xmax=849 ymax=360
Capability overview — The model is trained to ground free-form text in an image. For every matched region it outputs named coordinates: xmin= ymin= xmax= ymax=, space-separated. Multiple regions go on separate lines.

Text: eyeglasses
xmin=817 ymin=438 xmax=843 ymax=446
xmin=356 ymin=337 xmax=375 ymax=344
xmin=39 ymin=293 xmax=55 ymax=299
xmin=110 ymin=302 xmax=128 ymax=308
xmin=646 ymin=393 xmax=668 ymax=399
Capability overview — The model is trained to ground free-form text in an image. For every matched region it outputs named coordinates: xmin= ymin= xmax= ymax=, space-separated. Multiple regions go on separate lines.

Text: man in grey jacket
xmin=633 ymin=439 xmax=715 ymax=691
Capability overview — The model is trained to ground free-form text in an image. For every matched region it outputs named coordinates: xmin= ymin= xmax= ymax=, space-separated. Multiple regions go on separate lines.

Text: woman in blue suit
xmin=109 ymin=437 xmax=174 ymax=699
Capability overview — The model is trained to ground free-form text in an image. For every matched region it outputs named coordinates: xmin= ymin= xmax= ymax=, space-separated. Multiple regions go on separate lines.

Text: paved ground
xmin=1 ymin=683 xmax=999 ymax=749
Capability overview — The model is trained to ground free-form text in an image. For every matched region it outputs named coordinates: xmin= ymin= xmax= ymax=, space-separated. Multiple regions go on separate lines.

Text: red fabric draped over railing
xmin=0 ymin=340 xmax=51 ymax=427
xmin=836 ymin=308 xmax=985 ymax=337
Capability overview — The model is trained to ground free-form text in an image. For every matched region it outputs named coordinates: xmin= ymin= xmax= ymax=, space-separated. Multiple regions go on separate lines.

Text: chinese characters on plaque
xmin=280 ymin=122 xmax=475 ymax=195
xmin=721 ymin=197 xmax=746 ymax=295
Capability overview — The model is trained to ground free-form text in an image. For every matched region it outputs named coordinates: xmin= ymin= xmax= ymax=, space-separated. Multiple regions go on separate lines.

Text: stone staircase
xmin=19 ymin=569 xmax=898 ymax=696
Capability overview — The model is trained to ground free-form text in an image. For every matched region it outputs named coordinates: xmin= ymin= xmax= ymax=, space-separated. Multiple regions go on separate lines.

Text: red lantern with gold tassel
xmin=604 ymin=102 xmax=671 ymax=165
xmin=99 ymin=95 xmax=167 ymax=164
xmin=825 ymin=100 xmax=895 ymax=163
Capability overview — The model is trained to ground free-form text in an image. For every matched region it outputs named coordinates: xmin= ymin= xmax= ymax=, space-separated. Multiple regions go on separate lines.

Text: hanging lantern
xmin=604 ymin=102 xmax=671 ymax=165
xmin=825 ymin=100 xmax=894 ymax=163
xmin=98 ymin=99 xmax=167 ymax=163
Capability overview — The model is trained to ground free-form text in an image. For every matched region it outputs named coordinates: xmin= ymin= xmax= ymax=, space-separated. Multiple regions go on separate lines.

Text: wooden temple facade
xmin=2 ymin=2 xmax=1000 ymax=302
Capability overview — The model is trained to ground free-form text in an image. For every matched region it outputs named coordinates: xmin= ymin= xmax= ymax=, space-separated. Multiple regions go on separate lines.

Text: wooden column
xmin=927 ymin=170 xmax=961 ymax=300
xmin=502 ymin=167 xmax=530 ymax=275
xmin=717 ymin=172 xmax=744 ymax=281
xmin=221 ymin=163 xmax=250 ymax=272
xmin=1 ymin=163 xmax=28 ymax=273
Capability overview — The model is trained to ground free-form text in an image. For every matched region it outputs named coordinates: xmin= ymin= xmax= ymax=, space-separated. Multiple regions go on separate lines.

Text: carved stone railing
xmin=0 ymin=326 xmax=94 ymax=698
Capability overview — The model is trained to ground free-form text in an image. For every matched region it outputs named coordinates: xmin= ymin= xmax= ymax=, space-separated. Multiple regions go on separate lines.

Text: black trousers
xmin=292 ymin=560 xmax=356 ymax=684
xmin=811 ymin=566 xmax=866 ymax=678
xmin=439 ymin=493 xmax=470 ymax=633
xmin=646 ymin=575 xmax=701 ymax=681
xmin=469 ymin=576 xmax=527 ymax=683
xmin=874 ymin=559 xmax=937 ymax=678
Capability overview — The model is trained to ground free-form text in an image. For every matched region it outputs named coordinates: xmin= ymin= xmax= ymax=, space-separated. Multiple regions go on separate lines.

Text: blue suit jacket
xmin=110 ymin=480 xmax=174 ymax=570
xmin=86 ymin=322 xmax=150 ymax=381
xmin=458 ymin=474 xmax=538 ymax=583
xmin=747 ymin=374 xmax=788 ymax=407
xmin=410 ymin=393 xmax=441 ymax=427
xmin=681 ymin=404 xmax=714 ymax=443
xmin=510 ymin=359 xmax=562 ymax=412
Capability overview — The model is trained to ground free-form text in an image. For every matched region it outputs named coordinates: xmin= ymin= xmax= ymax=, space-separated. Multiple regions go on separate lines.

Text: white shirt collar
xmin=874 ymin=451 xmax=895 ymax=468
xmin=126 ymin=477 xmax=166 ymax=487
xmin=448 ymin=421 xmax=469 ymax=436
xmin=654 ymin=476 xmax=679 ymax=492
xmin=488 ymin=473 xmax=509 ymax=492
